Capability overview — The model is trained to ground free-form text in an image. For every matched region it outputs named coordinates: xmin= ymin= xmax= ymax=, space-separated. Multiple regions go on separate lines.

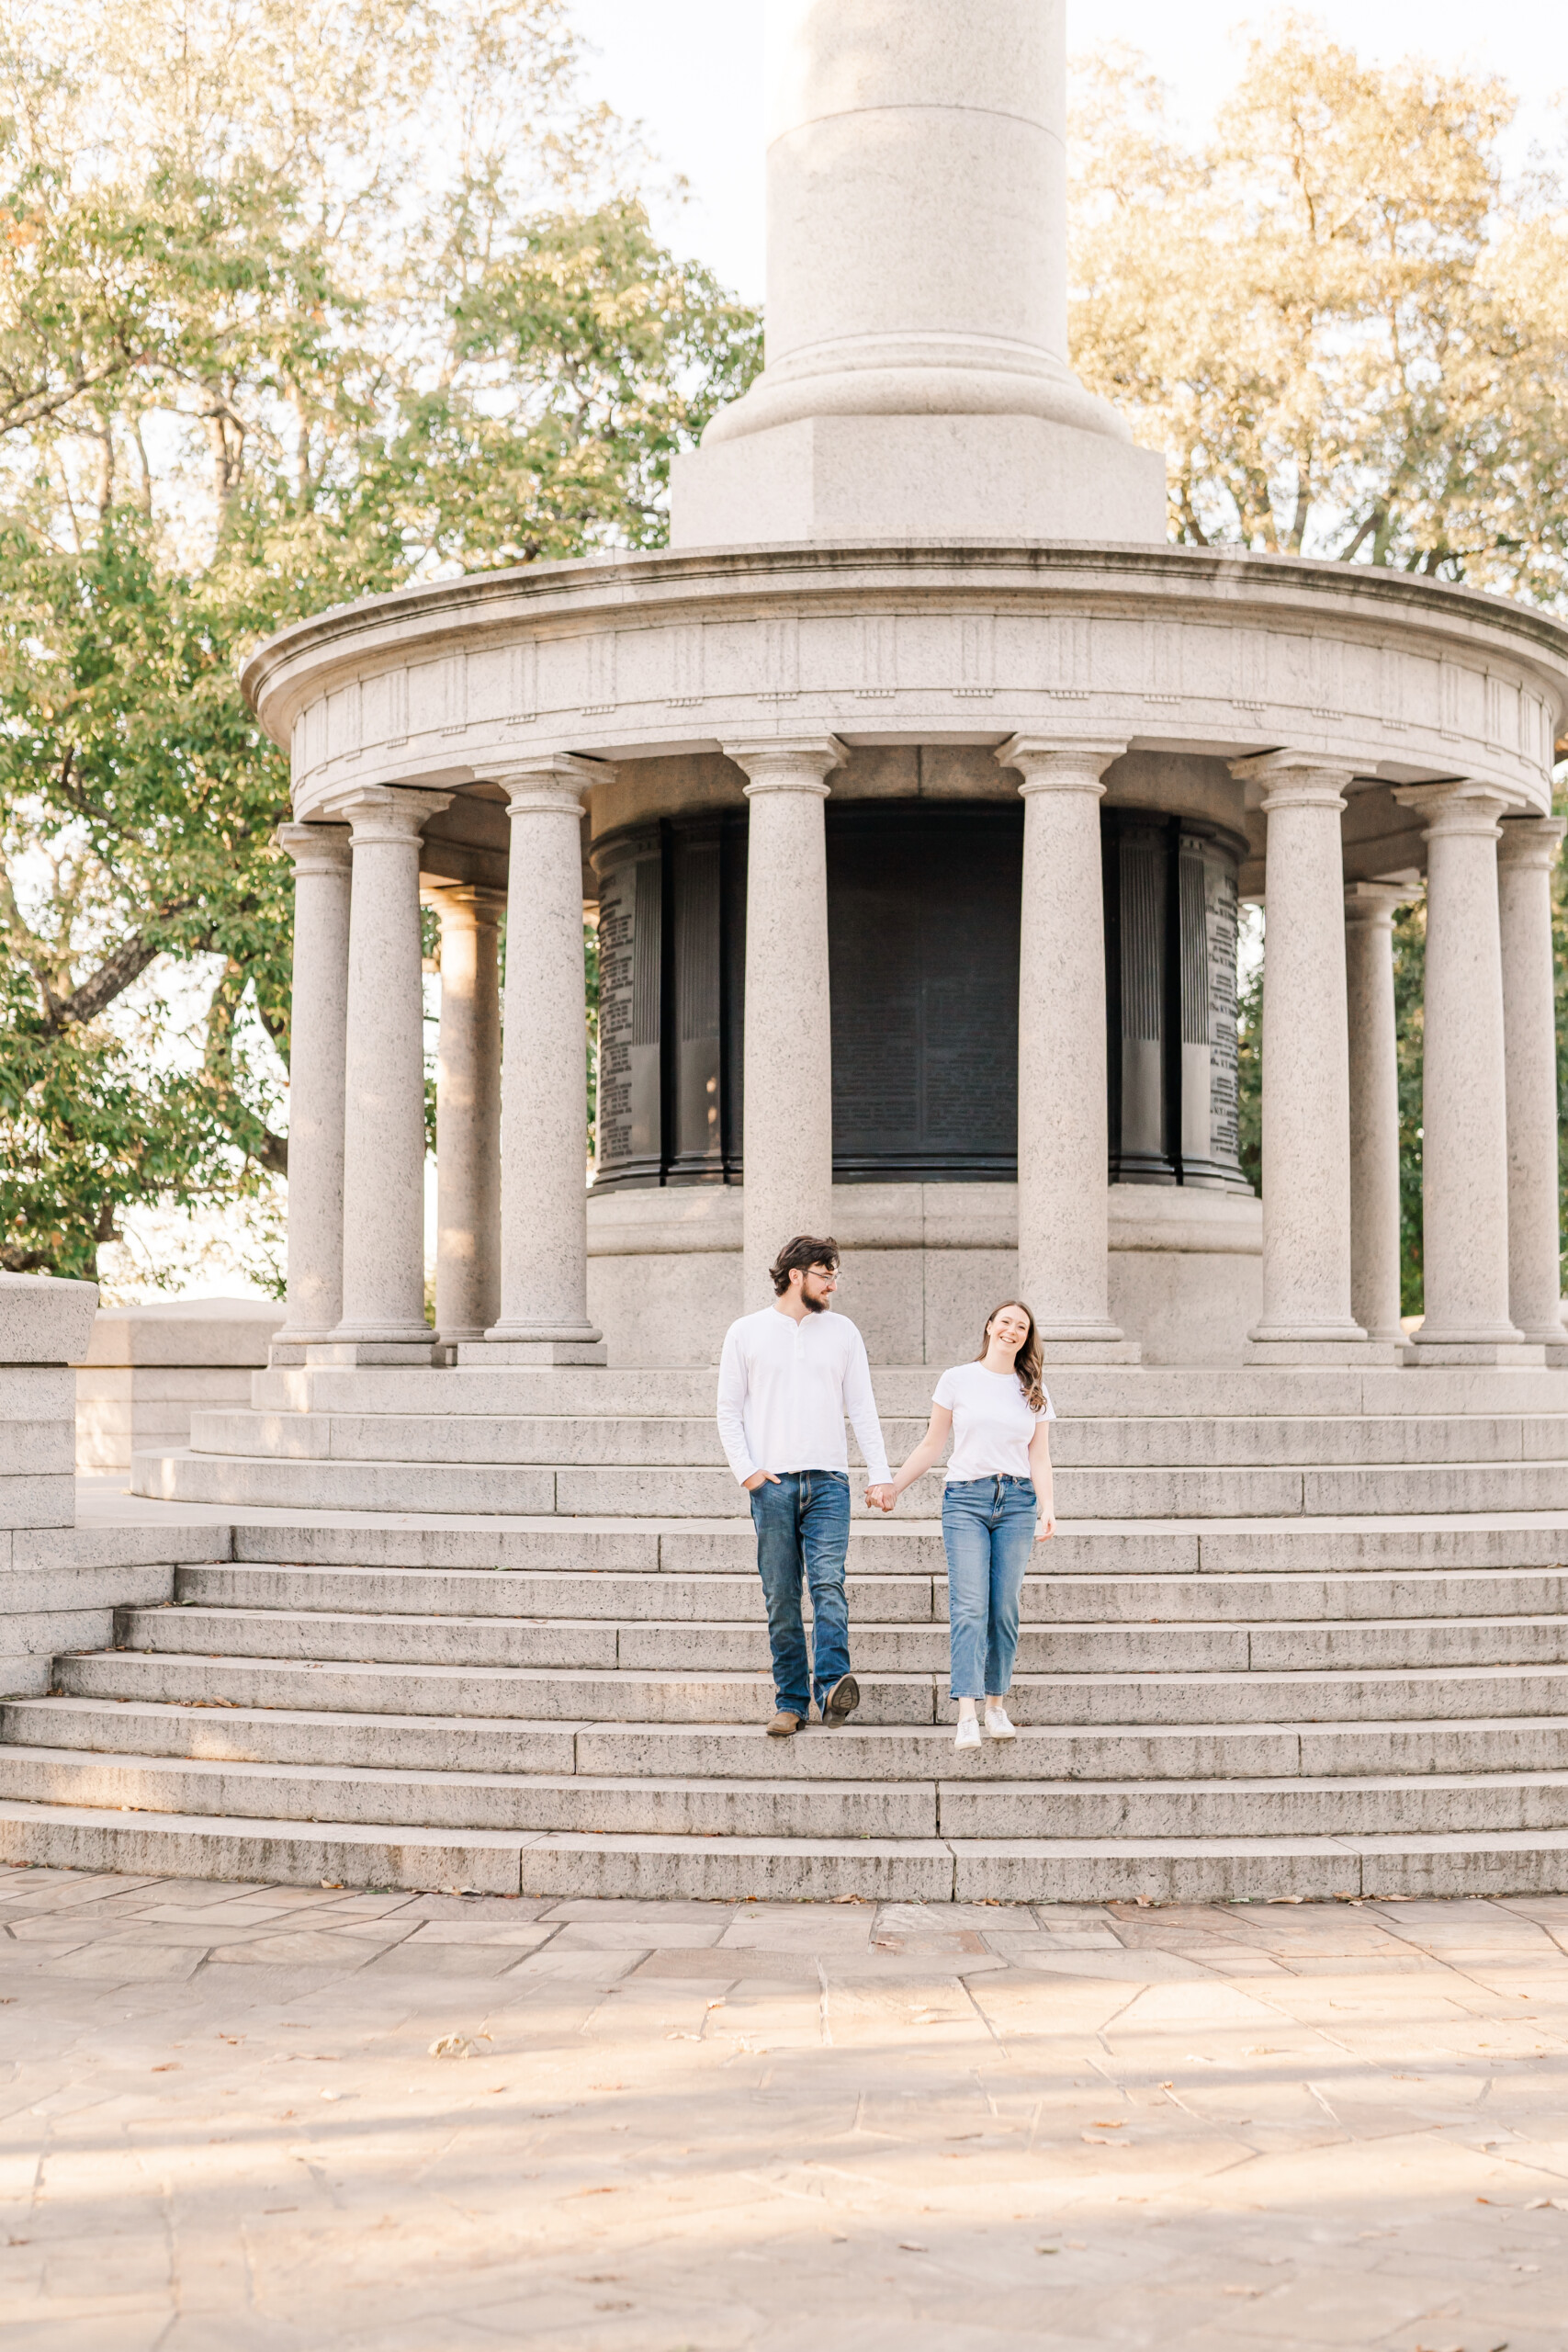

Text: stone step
xmin=176 ymin=1561 xmax=1568 ymax=1624
xmin=187 ymin=1407 xmax=1568 ymax=1470
xmin=221 ymin=1518 xmax=1568 ymax=1579
xmin=23 ymin=1695 xmax=1568 ymax=1781
xmin=250 ymin=1363 xmax=1568 ymax=1422
xmin=136 ymin=1447 xmax=1568 ymax=1520
xmin=56 ymin=1649 xmax=932 ymax=1725
xmin=118 ymin=1603 xmax=1568 ymax=1677
xmin=53 ymin=1646 xmax=1568 ymax=1725
xmin=5 ymin=1796 xmax=1568 ymax=1900
xmin=177 ymin=1565 xmax=942 ymax=1623
xmin=6 ymin=1744 xmax=1567 ymax=1842
xmin=0 ymin=1748 xmax=938 ymax=1838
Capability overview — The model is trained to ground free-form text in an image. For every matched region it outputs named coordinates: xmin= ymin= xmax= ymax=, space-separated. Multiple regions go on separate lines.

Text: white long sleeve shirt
xmin=716 ymin=1306 xmax=892 ymax=1489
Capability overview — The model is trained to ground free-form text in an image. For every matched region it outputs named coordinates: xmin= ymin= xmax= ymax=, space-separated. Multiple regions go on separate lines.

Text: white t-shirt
xmin=932 ymin=1361 xmax=1056 ymax=1484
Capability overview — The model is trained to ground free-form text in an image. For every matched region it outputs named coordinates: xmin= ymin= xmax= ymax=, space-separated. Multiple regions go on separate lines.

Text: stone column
xmin=723 ymin=737 xmax=843 ymax=1311
xmin=1497 ymin=815 xmax=1566 ymax=1354
xmin=1394 ymin=781 xmax=1529 ymax=1362
xmin=271 ymin=823 xmax=352 ymax=1363
xmin=323 ymin=784 xmax=449 ymax=1363
xmin=998 ymin=735 xmax=1136 ymax=1359
xmin=1232 ymin=752 xmax=1377 ymax=1360
xmin=477 ymin=756 xmax=606 ymax=1364
xmin=1343 ymin=882 xmax=1411 ymax=1348
xmin=431 ymin=886 xmax=504 ymax=1349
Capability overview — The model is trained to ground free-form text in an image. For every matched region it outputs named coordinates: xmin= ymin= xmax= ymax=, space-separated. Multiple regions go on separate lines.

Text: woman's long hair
xmin=976 ymin=1299 xmax=1045 ymax=1412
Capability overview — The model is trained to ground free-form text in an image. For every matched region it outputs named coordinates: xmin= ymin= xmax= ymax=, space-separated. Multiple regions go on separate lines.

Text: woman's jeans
xmin=749 ymin=1471 xmax=852 ymax=1719
xmin=942 ymin=1475 xmax=1036 ymax=1701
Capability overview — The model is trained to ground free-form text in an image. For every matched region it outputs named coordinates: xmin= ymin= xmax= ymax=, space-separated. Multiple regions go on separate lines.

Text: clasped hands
xmin=863 ymin=1484 xmax=896 ymax=1513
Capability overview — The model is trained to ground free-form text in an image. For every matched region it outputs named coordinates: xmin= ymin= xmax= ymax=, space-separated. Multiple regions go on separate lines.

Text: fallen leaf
xmin=428 ymin=2031 xmax=491 ymax=2060
xmin=898 ymin=2241 xmax=928 ymax=2252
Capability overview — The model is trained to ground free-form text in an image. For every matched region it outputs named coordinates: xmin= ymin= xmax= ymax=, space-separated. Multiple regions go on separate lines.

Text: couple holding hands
xmin=716 ymin=1233 xmax=1055 ymax=1752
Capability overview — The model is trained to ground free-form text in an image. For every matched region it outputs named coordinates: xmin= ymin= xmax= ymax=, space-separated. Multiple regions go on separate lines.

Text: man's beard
xmin=800 ymin=1288 xmax=829 ymax=1314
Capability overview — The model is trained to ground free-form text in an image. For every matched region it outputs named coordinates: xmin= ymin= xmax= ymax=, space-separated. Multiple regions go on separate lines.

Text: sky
xmin=569 ymin=1 xmax=1568 ymax=300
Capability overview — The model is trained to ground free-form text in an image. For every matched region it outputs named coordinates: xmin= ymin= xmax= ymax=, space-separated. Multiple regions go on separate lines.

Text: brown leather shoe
xmin=820 ymin=1673 xmax=860 ymax=1725
xmin=767 ymin=1711 xmax=803 ymax=1737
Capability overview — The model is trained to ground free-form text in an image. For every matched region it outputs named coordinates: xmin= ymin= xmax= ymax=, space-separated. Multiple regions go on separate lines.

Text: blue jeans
xmin=749 ymin=1471 xmax=852 ymax=1719
xmin=942 ymin=1476 xmax=1036 ymax=1701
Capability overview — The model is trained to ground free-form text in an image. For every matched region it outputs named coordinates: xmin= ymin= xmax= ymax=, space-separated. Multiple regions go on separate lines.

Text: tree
xmin=0 ymin=0 xmax=760 ymax=1284
xmin=1070 ymin=17 xmax=1568 ymax=600
xmin=1072 ymin=18 xmax=1568 ymax=1305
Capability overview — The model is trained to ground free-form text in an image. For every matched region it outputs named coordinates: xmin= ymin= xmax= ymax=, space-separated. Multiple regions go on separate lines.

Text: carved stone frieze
xmin=240 ymin=544 xmax=1568 ymax=825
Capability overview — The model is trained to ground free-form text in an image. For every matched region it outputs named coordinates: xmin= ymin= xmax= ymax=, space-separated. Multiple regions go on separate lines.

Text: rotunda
xmin=62 ymin=0 xmax=1568 ymax=1906
xmin=244 ymin=0 xmax=1568 ymax=1381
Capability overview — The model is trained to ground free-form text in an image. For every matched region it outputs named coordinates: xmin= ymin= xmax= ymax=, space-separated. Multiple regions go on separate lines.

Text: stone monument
xmin=6 ymin=0 xmax=1566 ymax=1905
xmin=205 ymin=0 xmax=1568 ymax=1392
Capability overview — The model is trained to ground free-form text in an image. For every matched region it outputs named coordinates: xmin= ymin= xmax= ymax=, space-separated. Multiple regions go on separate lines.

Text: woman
xmin=883 ymin=1301 xmax=1056 ymax=1750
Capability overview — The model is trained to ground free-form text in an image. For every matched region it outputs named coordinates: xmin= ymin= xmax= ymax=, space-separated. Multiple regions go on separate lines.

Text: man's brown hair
xmin=769 ymin=1234 xmax=840 ymax=1295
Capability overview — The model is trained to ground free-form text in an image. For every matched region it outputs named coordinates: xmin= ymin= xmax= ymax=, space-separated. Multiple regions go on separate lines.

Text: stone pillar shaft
xmin=1497 ymin=816 xmax=1566 ymax=1351
xmin=999 ymin=736 xmax=1134 ymax=1359
xmin=1343 ymin=883 xmax=1411 ymax=1348
xmin=725 ymin=737 xmax=842 ymax=1311
xmin=273 ymin=824 xmax=352 ymax=1358
xmin=1395 ymin=781 xmax=1525 ymax=1359
xmin=326 ymin=786 xmax=449 ymax=1359
xmin=1235 ymin=754 xmax=1371 ymax=1360
xmin=433 ymin=888 xmax=504 ymax=1347
xmin=479 ymin=757 xmax=605 ymax=1363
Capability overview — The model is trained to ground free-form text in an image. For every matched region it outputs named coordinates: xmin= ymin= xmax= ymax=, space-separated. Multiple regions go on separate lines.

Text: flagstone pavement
xmin=2 ymin=1872 xmax=1566 ymax=2349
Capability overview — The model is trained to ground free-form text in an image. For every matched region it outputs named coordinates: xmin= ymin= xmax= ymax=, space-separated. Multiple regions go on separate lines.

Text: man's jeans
xmin=749 ymin=1471 xmax=852 ymax=1719
xmin=942 ymin=1475 xmax=1036 ymax=1701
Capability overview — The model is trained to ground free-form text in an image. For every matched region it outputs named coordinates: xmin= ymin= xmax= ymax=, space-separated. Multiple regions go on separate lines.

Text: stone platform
xmin=3 ymin=1370 xmax=1568 ymax=1902
xmin=8 ymin=1872 xmax=1566 ymax=2350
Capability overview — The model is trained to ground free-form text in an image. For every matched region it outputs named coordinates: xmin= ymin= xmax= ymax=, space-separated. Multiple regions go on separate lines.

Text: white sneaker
xmin=954 ymin=1715 xmax=982 ymax=1751
xmin=985 ymin=1706 xmax=1017 ymax=1741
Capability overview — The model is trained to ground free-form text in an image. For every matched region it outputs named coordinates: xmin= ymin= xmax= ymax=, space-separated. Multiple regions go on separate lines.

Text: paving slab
xmin=3 ymin=1871 xmax=1567 ymax=2346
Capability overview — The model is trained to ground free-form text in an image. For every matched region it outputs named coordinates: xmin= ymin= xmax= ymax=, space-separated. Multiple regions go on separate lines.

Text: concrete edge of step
xmin=6 ymin=1801 xmax=1568 ymax=1903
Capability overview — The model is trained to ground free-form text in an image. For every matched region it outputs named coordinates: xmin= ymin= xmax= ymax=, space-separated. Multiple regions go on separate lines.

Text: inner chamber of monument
xmin=591 ymin=772 xmax=1249 ymax=1199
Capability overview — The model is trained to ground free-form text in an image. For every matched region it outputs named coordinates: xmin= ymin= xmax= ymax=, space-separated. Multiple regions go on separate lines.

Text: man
xmin=716 ymin=1234 xmax=894 ymax=1737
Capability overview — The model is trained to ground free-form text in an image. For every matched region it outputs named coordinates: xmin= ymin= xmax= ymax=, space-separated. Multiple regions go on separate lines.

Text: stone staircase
xmin=5 ymin=1366 xmax=1568 ymax=1899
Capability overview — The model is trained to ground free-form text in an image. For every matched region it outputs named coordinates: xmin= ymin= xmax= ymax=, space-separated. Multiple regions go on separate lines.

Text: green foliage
xmin=0 ymin=1 xmax=759 ymax=1285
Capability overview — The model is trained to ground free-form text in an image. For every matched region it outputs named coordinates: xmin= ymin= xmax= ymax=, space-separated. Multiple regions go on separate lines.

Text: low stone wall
xmin=75 ymin=1297 xmax=285 ymax=1473
xmin=586 ymin=1182 xmax=1262 ymax=1367
xmin=2 ymin=1274 xmax=231 ymax=1696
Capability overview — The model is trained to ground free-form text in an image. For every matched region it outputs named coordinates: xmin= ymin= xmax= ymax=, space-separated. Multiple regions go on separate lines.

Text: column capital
xmin=488 ymin=752 xmax=609 ymax=821
xmin=998 ymin=735 xmax=1127 ymax=794
xmin=276 ymin=821 xmax=351 ymax=876
xmin=1496 ymin=813 xmax=1567 ymax=871
xmin=1230 ymin=750 xmax=1355 ymax=812
xmin=424 ymin=882 xmax=508 ymax=929
xmin=1343 ymin=879 xmax=1416 ymax=929
xmin=1392 ymin=778 xmax=1517 ymax=838
xmin=723 ymin=736 xmax=845 ymax=796
xmin=319 ymin=782 xmax=452 ymax=842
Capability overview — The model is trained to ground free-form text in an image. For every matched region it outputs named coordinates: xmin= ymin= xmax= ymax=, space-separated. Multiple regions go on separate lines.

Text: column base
xmin=306 ymin=1339 xmax=437 ymax=1366
xmin=268 ymin=1334 xmax=330 ymax=1367
xmin=1245 ymin=1324 xmax=1406 ymax=1365
xmin=432 ymin=1328 xmax=489 ymax=1368
xmin=459 ymin=1337 xmax=608 ymax=1366
xmin=1409 ymin=1336 xmax=1547 ymax=1366
xmin=1034 ymin=1330 xmax=1142 ymax=1366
